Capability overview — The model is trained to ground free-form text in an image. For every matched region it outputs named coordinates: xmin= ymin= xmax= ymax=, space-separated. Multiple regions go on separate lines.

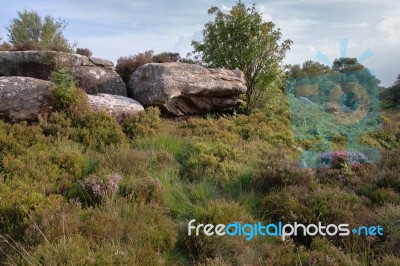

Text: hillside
xmin=0 ymin=90 xmax=399 ymax=264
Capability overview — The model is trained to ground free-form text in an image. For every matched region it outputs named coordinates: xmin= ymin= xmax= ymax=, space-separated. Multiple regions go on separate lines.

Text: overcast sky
xmin=0 ymin=0 xmax=399 ymax=86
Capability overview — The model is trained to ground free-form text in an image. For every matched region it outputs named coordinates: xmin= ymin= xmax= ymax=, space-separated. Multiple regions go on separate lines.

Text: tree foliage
xmin=192 ymin=1 xmax=292 ymax=113
xmin=115 ymin=50 xmax=154 ymax=83
xmin=6 ymin=9 xmax=72 ymax=52
xmin=115 ymin=51 xmax=181 ymax=83
xmin=381 ymin=74 xmax=400 ymax=108
xmin=76 ymin=48 xmax=93 ymax=57
xmin=286 ymin=58 xmax=380 ymax=107
xmin=152 ymin=52 xmax=180 ymax=63
xmin=286 ymin=60 xmax=333 ymax=79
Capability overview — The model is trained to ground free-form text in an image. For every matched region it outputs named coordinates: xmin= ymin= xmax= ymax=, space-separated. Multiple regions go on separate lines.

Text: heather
xmin=1 ymin=90 xmax=400 ymax=264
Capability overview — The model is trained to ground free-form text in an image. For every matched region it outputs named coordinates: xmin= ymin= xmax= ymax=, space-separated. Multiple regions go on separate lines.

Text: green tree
xmin=6 ymin=9 xmax=72 ymax=52
xmin=192 ymin=1 xmax=292 ymax=113
xmin=286 ymin=60 xmax=333 ymax=79
xmin=382 ymin=74 xmax=400 ymax=108
xmin=332 ymin=57 xmax=366 ymax=73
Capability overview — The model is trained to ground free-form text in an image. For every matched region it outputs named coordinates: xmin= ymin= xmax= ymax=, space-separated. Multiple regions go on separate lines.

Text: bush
xmin=180 ymin=199 xmax=258 ymax=264
xmin=181 ymin=140 xmax=239 ymax=182
xmin=319 ymin=151 xmax=369 ymax=169
xmin=71 ymin=111 xmax=127 ymax=151
xmin=115 ymin=50 xmax=153 ymax=83
xmin=49 ymin=68 xmax=83 ymax=111
xmin=7 ymin=196 xmax=177 ymax=265
xmin=252 ymin=152 xmax=313 ymax=193
xmin=82 ymin=197 xmax=177 ymax=256
xmin=70 ymin=173 xmax=123 ymax=206
xmin=375 ymin=204 xmax=400 ymax=256
xmin=122 ymin=107 xmax=161 ymax=138
xmin=0 ymin=41 xmax=12 ymax=51
xmin=6 ymin=9 xmax=72 ymax=52
xmin=49 ymin=68 xmax=77 ymax=88
xmin=119 ymin=176 xmax=165 ymax=205
xmin=76 ymin=47 xmax=93 ymax=57
xmin=152 ymin=52 xmax=180 ymax=63
xmin=261 ymin=183 xmax=375 ymax=247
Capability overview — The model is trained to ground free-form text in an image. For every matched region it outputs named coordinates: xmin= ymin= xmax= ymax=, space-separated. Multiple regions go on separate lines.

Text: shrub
xmin=0 ymin=41 xmax=12 ymax=51
xmin=49 ymin=68 xmax=83 ymax=111
xmin=319 ymin=151 xmax=369 ymax=168
xmin=115 ymin=50 xmax=153 ymax=83
xmin=70 ymin=173 xmax=123 ymax=206
xmin=252 ymin=152 xmax=314 ymax=193
xmin=368 ymin=188 xmax=400 ymax=206
xmin=261 ymin=184 xmax=375 ymax=247
xmin=71 ymin=111 xmax=127 ymax=151
xmin=82 ymin=197 xmax=177 ymax=255
xmin=119 ymin=176 xmax=165 ymax=204
xmin=122 ymin=107 xmax=161 ymax=138
xmin=180 ymin=199 xmax=258 ymax=264
xmin=375 ymin=204 xmax=400 ymax=257
xmin=152 ymin=52 xmax=180 ymax=63
xmin=181 ymin=140 xmax=239 ymax=182
xmin=179 ymin=57 xmax=200 ymax=64
xmin=49 ymin=68 xmax=77 ymax=89
xmin=76 ymin=47 xmax=93 ymax=57
xmin=6 ymin=9 xmax=72 ymax=52
xmin=373 ymin=255 xmax=400 ymax=266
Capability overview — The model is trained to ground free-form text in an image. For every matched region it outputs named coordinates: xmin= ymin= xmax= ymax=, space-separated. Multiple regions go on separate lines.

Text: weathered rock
xmin=127 ymin=63 xmax=247 ymax=116
xmin=88 ymin=93 xmax=144 ymax=120
xmin=88 ymin=57 xmax=114 ymax=70
xmin=70 ymin=66 xmax=126 ymax=95
xmin=0 ymin=77 xmax=54 ymax=122
xmin=0 ymin=51 xmax=127 ymax=96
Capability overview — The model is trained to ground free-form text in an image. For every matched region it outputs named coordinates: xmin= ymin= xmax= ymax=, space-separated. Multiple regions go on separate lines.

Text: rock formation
xmin=127 ymin=63 xmax=247 ymax=116
xmin=87 ymin=94 xmax=144 ymax=121
xmin=0 ymin=51 xmax=126 ymax=96
xmin=0 ymin=76 xmax=54 ymax=122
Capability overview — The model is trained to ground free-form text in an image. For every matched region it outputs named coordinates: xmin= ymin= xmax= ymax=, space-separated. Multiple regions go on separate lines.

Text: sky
xmin=0 ymin=0 xmax=399 ymax=87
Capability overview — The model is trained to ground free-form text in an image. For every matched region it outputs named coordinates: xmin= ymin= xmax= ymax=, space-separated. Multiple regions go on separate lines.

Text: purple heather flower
xmin=320 ymin=151 xmax=368 ymax=166
xmin=108 ymin=173 xmax=123 ymax=193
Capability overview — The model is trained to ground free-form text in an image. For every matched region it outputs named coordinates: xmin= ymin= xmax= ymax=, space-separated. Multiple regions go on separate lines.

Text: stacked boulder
xmin=127 ymin=62 xmax=247 ymax=116
xmin=0 ymin=76 xmax=54 ymax=122
xmin=0 ymin=51 xmax=140 ymax=121
xmin=0 ymin=51 xmax=248 ymax=122
xmin=0 ymin=50 xmax=126 ymax=96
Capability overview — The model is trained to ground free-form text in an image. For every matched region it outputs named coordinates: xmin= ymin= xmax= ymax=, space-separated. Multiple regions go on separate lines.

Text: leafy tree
xmin=287 ymin=58 xmax=380 ymax=106
xmin=381 ymin=74 xmax=400 ymax=108
xmin=286 ymin=60 xmax=333 ymax=79
xmin=192 ymin=1 xmax=292 ymax=113
xmin=6 ymin=9 xmax=72 ymax=52
xmin=332 ymin=58 xmax=365 ymax=73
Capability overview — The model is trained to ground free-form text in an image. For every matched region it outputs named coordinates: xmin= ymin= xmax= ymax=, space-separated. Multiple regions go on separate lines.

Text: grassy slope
xmin=0 ymin=99 xmax=399 ymax=265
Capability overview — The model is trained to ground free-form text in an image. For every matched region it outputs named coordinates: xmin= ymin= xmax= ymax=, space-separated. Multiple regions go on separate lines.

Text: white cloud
xmin=173 ymin=30 xmax=203 ymax=56
xmin=377 ymin=16 xmax=400 ymax=43
xmin=0 ymin=0 xmax=398 ymax=86
xmin=330 ymin=22 xmax=370 ymax=28
xmin=222 ymin=5 xmax=230 ymax=11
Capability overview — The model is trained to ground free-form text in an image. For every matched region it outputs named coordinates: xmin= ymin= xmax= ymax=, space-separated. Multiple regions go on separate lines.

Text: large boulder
xmin=87 ymin=93 xmax=144 ymax=121
xmin=0 ymin=51 xmax=126 ymax=96
xmin=127 ymin=63 xmax=247 ymax=116
xmin=0 ymin=77 xmax=54 ymax=122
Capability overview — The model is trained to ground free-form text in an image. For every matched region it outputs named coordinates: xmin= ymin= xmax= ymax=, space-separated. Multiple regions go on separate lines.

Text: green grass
xmin=0 ymin=103 xmax=399 ymax=265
